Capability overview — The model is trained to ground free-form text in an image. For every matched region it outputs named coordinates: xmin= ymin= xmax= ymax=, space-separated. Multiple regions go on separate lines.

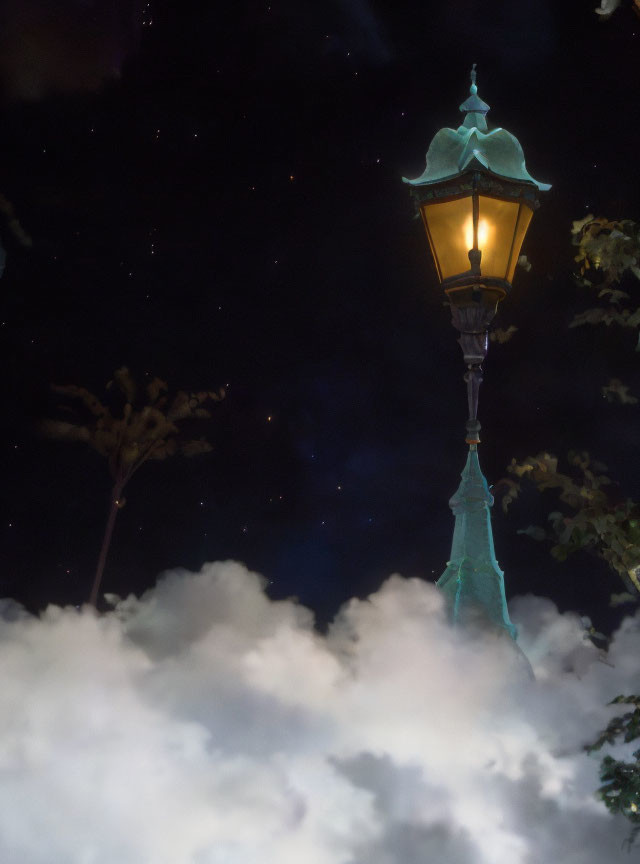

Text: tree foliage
xmin=43 ymin=367 xmax=224 ymax=484
xmin=0 ymin=192 xmax=32 ymax=249
xmin=498 ymin=213 xmax=640 ymax=604
xmin=489 ymin=325 xmax=518 ymax=344
xmin=594 ymin=0 xmax=640 ymax=21
xmin=0 ymin=191 xmax=32 ymax=278
xmin=601 ymin=377 xmax=638 ymax=405
xmin=588 ymin=695 xmax=640 ymax=850
xmin=497 ymin=451 xmax=640 ymax=599
xmin=42 ymin=367 xmax=225 ymax=605
xmin=571 ymin=215 xmax=640 ymax=349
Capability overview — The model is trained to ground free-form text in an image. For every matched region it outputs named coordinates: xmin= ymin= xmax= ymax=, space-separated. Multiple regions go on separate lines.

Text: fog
xmin=0 ymin=561 xmax=637 ymax=862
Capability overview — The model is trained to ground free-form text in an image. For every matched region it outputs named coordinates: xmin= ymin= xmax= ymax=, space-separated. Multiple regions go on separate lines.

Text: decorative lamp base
xmin=437 ymin=447 xmax=518 ymax=641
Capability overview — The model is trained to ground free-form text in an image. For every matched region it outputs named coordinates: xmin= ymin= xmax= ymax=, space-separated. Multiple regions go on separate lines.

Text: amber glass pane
xmin=476 ymin=196 xmax=519 ymax=279
xmin=422 ymin=197 xmax=474 ymax=281
xmin=506 ymin=204 xmax=533 ymax=282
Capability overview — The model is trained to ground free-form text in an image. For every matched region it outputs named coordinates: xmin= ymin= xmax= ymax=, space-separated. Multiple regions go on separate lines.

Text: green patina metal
xmin=402 ymin=64 xmax=551 ymax=193
xmin=437 ymin=445 xmax=517 ymax=640
xmin=401 ymin=66 xmax=550 ymax=643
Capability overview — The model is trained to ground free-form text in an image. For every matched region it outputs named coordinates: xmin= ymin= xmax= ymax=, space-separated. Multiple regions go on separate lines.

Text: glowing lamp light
xmin=419 ymin=190 xmax=534 ymax=297
xmin=463 ymin=216 xmax=490 ymax=252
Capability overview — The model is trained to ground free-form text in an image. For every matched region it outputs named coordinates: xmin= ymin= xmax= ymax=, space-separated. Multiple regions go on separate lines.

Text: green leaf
xmin=551 ymin=544 xmax=569 ymax=562
xmin=489 ymin=325 xmax=519 ymax=344
xmin=517 ymin=524 xmax=547 ymax=541
xmin=609 ymin=592 xmax=638 ymax=608
xmin=602 ymin=378 xmax=638 ymax=405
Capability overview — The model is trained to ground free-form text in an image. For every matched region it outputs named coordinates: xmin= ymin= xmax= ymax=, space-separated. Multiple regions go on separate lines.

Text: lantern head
xmin=403 ymin=65 xmax=550 ymax=309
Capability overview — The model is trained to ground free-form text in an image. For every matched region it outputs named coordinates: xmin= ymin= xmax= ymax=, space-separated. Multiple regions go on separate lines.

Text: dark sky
xmin=0 ymin=0 xmax=638 ymax=630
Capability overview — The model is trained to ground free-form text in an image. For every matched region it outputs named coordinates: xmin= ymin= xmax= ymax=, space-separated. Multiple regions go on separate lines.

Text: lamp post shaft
xmin=449 ymin=291 xmax=498 ymax=444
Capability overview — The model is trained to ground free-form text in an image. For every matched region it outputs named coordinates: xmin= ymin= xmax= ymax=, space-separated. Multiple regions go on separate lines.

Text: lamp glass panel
xmin=476 ymin=196 xmax=520 ymax=279
xmin=506 ymin=204 xmax=533 ymax=282
xmin=422 ymin=196 xmax=473 ymax=281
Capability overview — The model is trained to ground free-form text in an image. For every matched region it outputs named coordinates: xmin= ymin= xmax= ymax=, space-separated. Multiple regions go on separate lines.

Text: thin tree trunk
xmin=89 ymin=480 xmax=124 ymax=607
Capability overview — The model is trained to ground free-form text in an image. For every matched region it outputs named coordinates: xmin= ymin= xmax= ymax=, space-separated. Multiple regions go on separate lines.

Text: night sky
xmin=0 ymin=0 xmax=638 ymax=630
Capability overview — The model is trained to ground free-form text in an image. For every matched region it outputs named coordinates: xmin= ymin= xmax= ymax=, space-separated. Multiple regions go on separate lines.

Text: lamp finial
xmin=458 ymin=66 xmax=489 ymax=130
xmin=470 ymin=63 xmax=478 ymax=94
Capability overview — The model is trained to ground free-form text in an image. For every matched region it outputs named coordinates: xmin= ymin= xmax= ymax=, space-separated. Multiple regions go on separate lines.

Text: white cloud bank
xmin=0 ymin=561 xmax=638 ymax=863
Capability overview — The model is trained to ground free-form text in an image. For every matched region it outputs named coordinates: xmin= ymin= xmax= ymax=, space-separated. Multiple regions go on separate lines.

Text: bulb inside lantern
xmin=463 ymin=216 xmax=490 ymax=252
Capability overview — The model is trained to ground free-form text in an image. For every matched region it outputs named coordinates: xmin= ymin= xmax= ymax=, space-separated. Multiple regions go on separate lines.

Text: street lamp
xmin=404 ymin=66 xmax=550 ymax=638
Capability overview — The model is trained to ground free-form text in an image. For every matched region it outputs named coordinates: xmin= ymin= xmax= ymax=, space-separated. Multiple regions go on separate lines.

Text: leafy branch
xmin=570 ymin=215 xmax=640 ymax=349
xmin=497 ymin=451 xmax=640 ymax=599
xmin=42 ymin=367 xmax=225 ymax=606
xmin=587 ymin=695 xmax=640 ymax=850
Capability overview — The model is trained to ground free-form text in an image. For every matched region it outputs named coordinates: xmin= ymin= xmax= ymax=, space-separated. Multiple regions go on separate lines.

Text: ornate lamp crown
xmin=403 ymin=66 xmax=551 ymax=192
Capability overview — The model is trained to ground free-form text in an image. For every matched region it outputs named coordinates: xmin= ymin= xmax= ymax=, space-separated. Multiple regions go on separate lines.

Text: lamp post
xmin=404 ymin=66 xmax=550 ymax=638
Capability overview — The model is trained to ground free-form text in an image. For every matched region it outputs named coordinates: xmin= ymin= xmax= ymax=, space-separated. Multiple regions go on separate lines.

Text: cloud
xmin=0 ymin=560 xmax=637 ymax=862
xmin=0 ymin=0 xmax=141 ymax=101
